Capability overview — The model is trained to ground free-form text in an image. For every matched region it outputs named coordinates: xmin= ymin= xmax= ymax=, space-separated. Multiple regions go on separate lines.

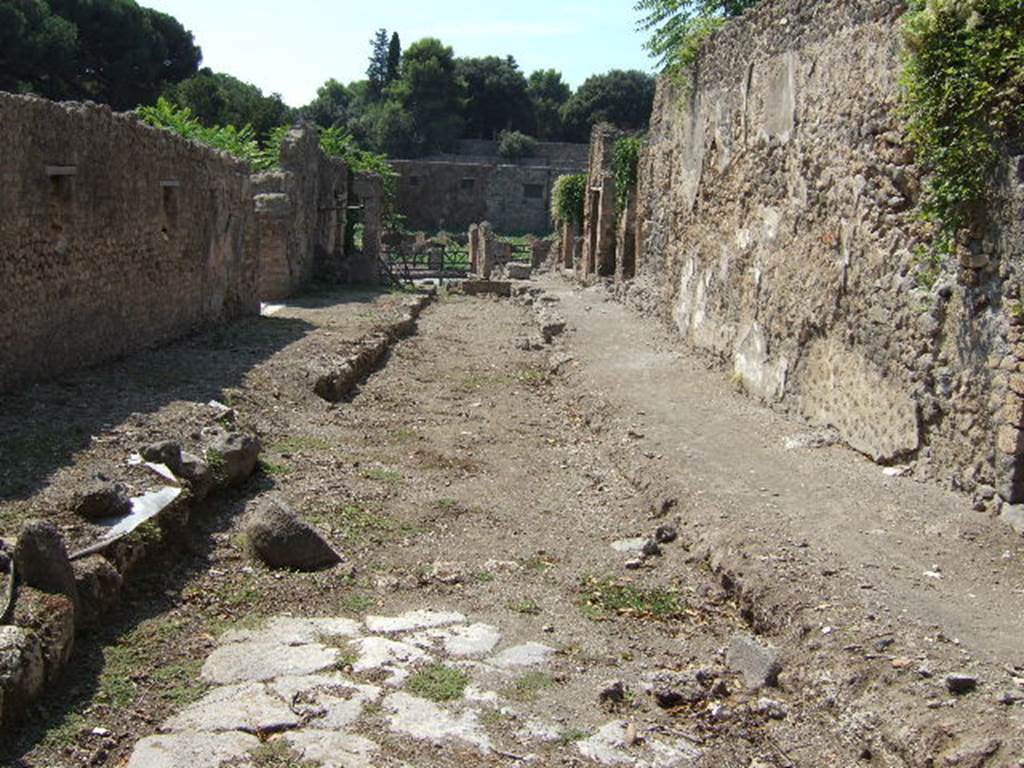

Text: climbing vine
xmin=900 ymin=0 xmax=1024 ymax=252
xmin=551 ymin=173 xmax=587 ymax=228
xmin=612 ymin=137 xmax=643 ymax=215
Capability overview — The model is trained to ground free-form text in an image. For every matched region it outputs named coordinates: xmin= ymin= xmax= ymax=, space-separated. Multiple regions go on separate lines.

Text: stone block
xmin=726 ymin=634 xmax=781 ymax=689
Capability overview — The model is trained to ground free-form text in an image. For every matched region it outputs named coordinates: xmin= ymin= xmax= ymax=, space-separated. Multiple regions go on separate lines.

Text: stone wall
xmin=391 ymin=160 xmax=565 ymax=235
xmin=439 ymin=139 xmax=590 ymax=169
xmin=251 ymin=126 xmax=351 ymax=300
xmin=627 ymin=0 xmax=1024 ymax=502
xmin=581 ymin=125 xmax=622 ymax=278
xmin=0 ymin=94 xmax=257 ymax=393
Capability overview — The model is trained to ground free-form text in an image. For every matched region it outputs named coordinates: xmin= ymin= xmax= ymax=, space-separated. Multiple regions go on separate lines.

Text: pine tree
xmin=386 ymin=32 xmax=402 ymax=86
xmin=366 ymin=28 xmax=389 ymax=100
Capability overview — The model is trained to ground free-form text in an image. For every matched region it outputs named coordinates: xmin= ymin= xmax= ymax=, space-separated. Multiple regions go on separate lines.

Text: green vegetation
xmin=498 ymin=129 xmax=539 ymax=160
xmin=551 ymin=173 xmax=587 ymax=228
xmin=579 ymin=576 xmax=689 ymax=621
xmin=164 ymin=69 xmax=292 ymax=139
xmin=508 ymin=598 xmax=541 ymax=615
xmin=506 ymin=671 xmax=556 ymax=701
xmin=635 ymin=0 xmax=758 ymax=73
xmin=247 ymin=740 xmax=319 ymax=768
xmin=900 ymin=0 xmax=1024 ymax=254
xmin=406 ymin=663 xmax=470 ymax=702
xmin=560 ymin=70 xmax=657 ymax=142
xmin=612 ymin=136 xmax=643 ymax=214
xmin=0 ymin=0 xmax=200 ymax=108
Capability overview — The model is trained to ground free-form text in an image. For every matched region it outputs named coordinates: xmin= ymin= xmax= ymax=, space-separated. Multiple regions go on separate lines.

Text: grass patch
xmin=505 ymin=671 xmax=556 ymax=702
xmin=508 ymin=598 xmax=541 ymax=615
xmin=259 ymin=458 xmax=291 ymax=476
xmin=362 ymin=467 xmax=404 ymax=485
xmin=248 ymin=739 xmax=319 ymax=768
xmin=271 ymin=436 xmax=334 ymax=454
xmin=515 ymin=367 xmax=548 ymax=386
xmin=406 ymin=664 xmax=470 ymax=702
xmin=578 ymin=577 xmax=690 ymax=621
xmin=337 ymin=591 xmax=376 ymax=614
xmin=317 ymin=504 xmax=417 ymax=546
xmin=317 ymin=635 xmax=360 ymax=669
xmin=559 ymin=728 xmax=591 ymax=745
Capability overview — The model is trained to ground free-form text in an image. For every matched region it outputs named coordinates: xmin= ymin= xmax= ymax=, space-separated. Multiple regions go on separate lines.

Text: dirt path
xmin=3 ymin=281 xmax=1023 ymax=767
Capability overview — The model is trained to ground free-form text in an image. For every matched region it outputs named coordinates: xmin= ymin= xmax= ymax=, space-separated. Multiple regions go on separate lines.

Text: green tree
xmin=389 ymin=37 xmax=464 ymax=153
xmin=560 ymin=70 xmax=656 ymax=142
xmin=367 ymin=27 xmax=390 ymax=100
xmin=1 ymin=0 xmax=201 ymax=108
xmin=301 ymin=78 xmax=352 ymax=129
xmin=635 ymin=0 xmax=756 ymax=72
xmin=456 ymin=55 xmax=534 ymax=139
xmin=0 ymin=0 xmax=79 ymax=99
xmin=353 ymin=100 xmax=420 ymax=157
xmin=386 ymin=32 xmax=402 ymax=86
xmin=527 ymin=69 xmax=571 ymax=140
xmin=166 ymin=69 xmax=291 ymax=138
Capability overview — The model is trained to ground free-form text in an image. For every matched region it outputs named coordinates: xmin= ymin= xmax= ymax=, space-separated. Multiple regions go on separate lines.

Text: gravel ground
xmin=1 ymin=280 xmax=1022 ymax=767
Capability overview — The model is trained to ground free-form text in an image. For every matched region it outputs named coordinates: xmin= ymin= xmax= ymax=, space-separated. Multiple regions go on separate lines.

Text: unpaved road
xmin=2 ymin=277 xmax=1022 ymax=767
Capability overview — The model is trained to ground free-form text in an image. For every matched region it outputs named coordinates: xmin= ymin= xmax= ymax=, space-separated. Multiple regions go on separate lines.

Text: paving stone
xmin=384 ymin=691 xmax=492 ymax=752
xmin=351 ymin=636 xmax=430 ymax=685
xmin=410 ymin=622 xmax=501 ymax=657
xmin=578 ymin=721 xmax=702 ymax=767
xmin=200 ymin=641 xmax=338 ymax=684
xmin=488 ymin=642 xmax=555 ymax=669
xmin=127 ymin=731 xmax=260 ymax=768
xmin=364 ymin=609 xmax=466 ymax=634
xmin=269 ymin=674 xmax=381 ymax=730
xmin=283 ymin=730 xmax=378 ymax=768
xmin=162 ymin=681 xmax=300 ymax=733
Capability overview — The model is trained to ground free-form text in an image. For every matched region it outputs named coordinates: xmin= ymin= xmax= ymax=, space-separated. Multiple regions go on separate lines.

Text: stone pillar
xmin=615 ymin=189 xmax=637 ymax=283
xmin=253 ymin=192 xmax=293 ymax=301
xmin=351 ymin=172 xmax=383 ymax=285
xmin=468 ymin=223 xmax=480 ymax=274
xmin=479 ymin=221 xmax=495 ymax=279
xmin=561 ymin=221 xmax=578 ymax=269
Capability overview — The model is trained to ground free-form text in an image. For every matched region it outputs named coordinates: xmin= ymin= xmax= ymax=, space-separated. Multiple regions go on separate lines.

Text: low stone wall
xmin=619 ymin=0 xmax=1024 ymax=505
xmin=0 ymin=94 xmax=258 ymax=393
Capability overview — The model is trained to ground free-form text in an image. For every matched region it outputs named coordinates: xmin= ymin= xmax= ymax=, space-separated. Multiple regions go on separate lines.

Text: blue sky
xmin=143 ymin=1 xmax=653 ymax=107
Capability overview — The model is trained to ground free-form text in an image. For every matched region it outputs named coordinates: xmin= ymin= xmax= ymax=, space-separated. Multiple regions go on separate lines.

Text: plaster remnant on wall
xmin=734 ymin=323 xmax=788 ymax=402
xmin=801 ymin=338 xmax=919 ymax=462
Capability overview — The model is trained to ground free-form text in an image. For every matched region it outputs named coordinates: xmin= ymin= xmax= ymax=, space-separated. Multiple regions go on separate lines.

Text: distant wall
xmin=0 ymin=94 xmax=257 ymax=393
xmin=626 ymin=0 xmax=1024 ymax=501
xmin=442 ymin=139 xmax=590 ymax=169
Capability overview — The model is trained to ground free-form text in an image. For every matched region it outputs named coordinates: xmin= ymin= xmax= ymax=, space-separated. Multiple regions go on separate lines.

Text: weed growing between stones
xmin=505 ymin=671 xmax=557 ymax=702
xmin=405 ymin=664 xmax=470 ymax=702
xmin=247 ymin=739 xmax=318 ymax=768
xmin=578 ymin=576 xmax=690 ymax=621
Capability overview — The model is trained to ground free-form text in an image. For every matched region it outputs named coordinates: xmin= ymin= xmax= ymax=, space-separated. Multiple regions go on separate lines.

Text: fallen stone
xmin=752 ymin=697 xmax=788 ymax=719
xmin=461 ymin=280 xmax=511 ymax=297
xmin=643 ymin=670 xmax=706 ymax=709
xmin=624 ymin=558 xmax=644 ymax=570
xmin=945 ymin=673 xmax=978 ymax=695
xmin=654 ymin=525 xmax=678 ymax=544
xmin=506 ymin=262 xmax=532 ymax=280
xmin=178 ymin=451 xmax=213 ymax=499
xmin=72 ymin=481 xmax=132 ymax=522
xmin=243 ymin=498 xmax=342 ymax=571
xmin=141 ymin=441 xmax=184 ymax=475
xmin=0 ymin=625 xmax=45 ymax=727
xmin=163 ymin=681 xmax=300 ymax=733
xmin=611 ymin=537 xmax=647 ymax=554
xmin=201 ymin=640 xmax=338 ymax=685
xmin=206 ymin=431 xmax=261 ymax=485
xmin=642 ymin=539 xmax=662 ymax=557
xmin=71 ymin=555 xmax=122 ymax=625
xmin=127 ymin=731 xmax=260 ymax=768
xmin=11 ymin=587 xmax=75 ymax=686
xmin=999 ymin=504 xmax=1024 ymax=535
xmin=599 ymin=679 xmax=627 ymax=704
xmin=539 ymin=313 xmax=567 ymax=343
xmin=13 ymin=521 xmax=78 ymax=611
xmin=727 ymin=634 xmax=782 ymax=689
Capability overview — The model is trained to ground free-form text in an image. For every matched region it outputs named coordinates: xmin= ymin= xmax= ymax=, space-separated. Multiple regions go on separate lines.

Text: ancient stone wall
xmin=581 ymin=125 xmax=621 ymax=278
xmin=629 ymin=0 xmax=1024 ymax=501
xmin=439 ymin=139 xmax=589 ymax=169
xmin=0 ymin=94 xmax=257 ymax=393
xmin=251 ymin=126 xmax=349 ymax=300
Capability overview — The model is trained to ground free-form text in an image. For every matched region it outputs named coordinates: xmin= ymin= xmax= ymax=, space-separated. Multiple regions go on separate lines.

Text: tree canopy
xmin=165 ymin=69 xmax=292 ymax=139
xmin=388 ymin=37 xmax=465 ymax=154
xmin=527 ymin=69 xmax=572 ymax=140
xmin=560 ymin=70 xmax=656 ymax=142
xmin=456 ymin=56 xmax=534 ymax=139
xmin=0 ymin=0 xmax=201 ymax=108
xmin=635 ymin=0 xmax=757 ymax=72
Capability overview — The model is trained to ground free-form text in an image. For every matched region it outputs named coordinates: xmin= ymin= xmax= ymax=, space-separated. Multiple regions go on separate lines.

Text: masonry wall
xmin=251 ymin=126 xmax=349 ymax=300
xmin=0 ymin=94 xmax=257 ymax=393
xmin=630 ymin=0 xmax=1024 ymax=501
